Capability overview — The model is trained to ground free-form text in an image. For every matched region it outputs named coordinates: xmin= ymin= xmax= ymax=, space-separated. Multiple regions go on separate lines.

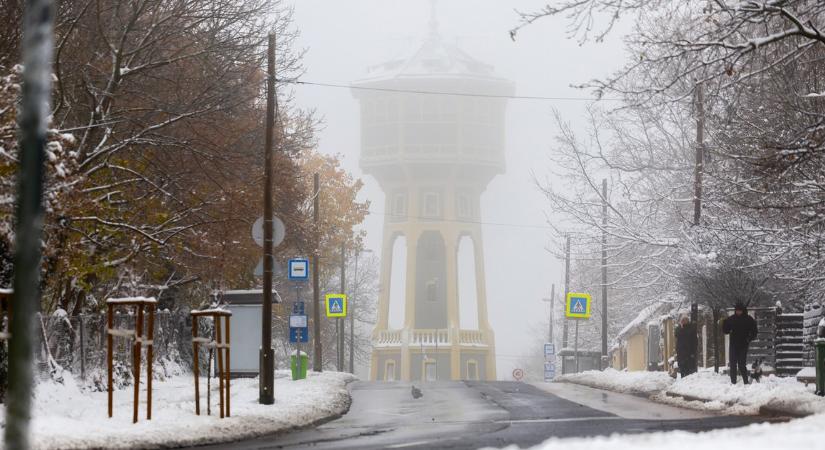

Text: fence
xmin=35 ymin=310 xmax=211 ymax=390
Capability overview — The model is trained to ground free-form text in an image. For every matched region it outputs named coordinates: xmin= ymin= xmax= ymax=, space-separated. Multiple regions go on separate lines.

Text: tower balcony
xmin=373 ymin=328 xmax=491 ymax=348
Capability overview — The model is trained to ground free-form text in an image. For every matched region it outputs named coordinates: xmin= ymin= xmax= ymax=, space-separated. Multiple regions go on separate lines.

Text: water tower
xmin=353 ymin=11 xmax=513 ymax=381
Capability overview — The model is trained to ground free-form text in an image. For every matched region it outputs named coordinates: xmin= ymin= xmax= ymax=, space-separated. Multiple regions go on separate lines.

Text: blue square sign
xmin=288 ymin=258 xmax=309 ymax=281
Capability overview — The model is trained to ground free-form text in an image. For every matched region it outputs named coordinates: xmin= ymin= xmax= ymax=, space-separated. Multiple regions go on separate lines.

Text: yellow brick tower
xmin=354 ymin=11 xmax=512 ymax=382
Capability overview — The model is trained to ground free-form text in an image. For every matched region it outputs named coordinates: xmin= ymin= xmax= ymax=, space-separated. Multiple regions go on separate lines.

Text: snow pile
xmin=496 ymin=413 xmax=825 ymax=450
xmin=558 ymin=367 xmax=825 ymax=416
xmin=555 ymin=368 xmax=673 ymax=396
xmin=662 ymin=370 xmax=825 ymax=416
xmin=0 ymin=370 xmax=355 ymax=449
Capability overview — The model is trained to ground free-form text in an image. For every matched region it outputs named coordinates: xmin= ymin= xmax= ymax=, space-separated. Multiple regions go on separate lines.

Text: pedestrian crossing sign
xmin=325 ymin=294 xmax=347 ymax=318
xmin=565 ymin=292 xmax=591 ymax=319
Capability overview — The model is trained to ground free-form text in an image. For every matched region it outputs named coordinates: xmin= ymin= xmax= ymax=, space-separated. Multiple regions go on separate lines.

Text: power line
xmin=369 ymin=208 xmax=552 ymax=230
xmin=283 ymin=79 xmax=620 ymax=102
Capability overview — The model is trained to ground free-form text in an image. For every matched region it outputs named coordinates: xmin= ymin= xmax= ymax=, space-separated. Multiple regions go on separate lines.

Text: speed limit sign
xmin=512 ymin=368 xmax=524 ymax=381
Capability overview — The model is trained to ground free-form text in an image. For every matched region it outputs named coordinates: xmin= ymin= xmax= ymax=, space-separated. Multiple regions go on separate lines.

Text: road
xmin=197 ymin=381 xmax=778 ymax=450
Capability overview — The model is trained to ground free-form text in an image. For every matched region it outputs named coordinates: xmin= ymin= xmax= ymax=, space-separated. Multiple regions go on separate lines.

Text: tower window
xmin=457 ymin=194 xmax=471 ymax=218
xmin=392 ymin=193 xmax=407 ymax=218
xmin=423 ymin=192 xmax=441 ymax=218
xmin=426 ymin=279 xmax=438 ymax=302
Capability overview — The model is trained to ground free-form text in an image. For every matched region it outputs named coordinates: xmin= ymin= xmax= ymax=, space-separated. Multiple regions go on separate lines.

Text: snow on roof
xmin=615 ymin=302 xmax=675 ymax=342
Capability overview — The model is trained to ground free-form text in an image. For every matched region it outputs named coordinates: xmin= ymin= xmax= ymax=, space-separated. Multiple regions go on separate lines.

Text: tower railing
xmin=373 ymin=328 xmax=489 ymax=348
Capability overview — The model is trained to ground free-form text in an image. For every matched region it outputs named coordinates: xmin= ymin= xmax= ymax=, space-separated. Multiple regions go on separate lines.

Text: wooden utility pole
xmin=259 ymin=32 xmax=277 ymax=405
xmin=601 ymin=178 xmax=608 ymax=367
xmin=312 ymin=173 xmax=322 ymax=371
xmin=562 ymin=235 xmax=570 ymax=349
xmin=6 ymin=0 xmax=54 ymax=447
xmin=693 ymin=82 xmax=704 ymax=228
xmin=338 ymin=243 xmax=346 ymax=371
xmin=548 ymin=283 xmax=555 ymax=344
xmin=692 ymin=82 xmax=704 ymax=327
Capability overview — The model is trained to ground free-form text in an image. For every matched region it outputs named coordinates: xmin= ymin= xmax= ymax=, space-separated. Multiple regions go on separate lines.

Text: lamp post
xmin=349 ymin=249 xmax=373 ymax=374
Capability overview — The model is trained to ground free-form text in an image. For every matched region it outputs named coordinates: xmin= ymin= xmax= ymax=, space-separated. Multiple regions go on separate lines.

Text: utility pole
xmin=349 ymin=249 xmax=371 ymax=373
xmin=542 ymin=284 xmax=555 ymax=344
xmin=562 ymin=235 xmax=570 ymax=349
xmin=549 ymin=283 xmax=555 ymax=343
xmin=6 ymin=1 xmax=53 ymax=448
xmin=338 ymin=243 xmax=346 ymax=371
xmin=692 ymin=81 xmax=705 ymax=368
xmin=312 ymin=173 xmax=322 ymax=371
xmin=259 ymin=32 xmax=277 ymax=405
xmin=349 ymin=252 xmax=357 ymax=374
xmin=601 ymin=178 xmax=608 ymax=368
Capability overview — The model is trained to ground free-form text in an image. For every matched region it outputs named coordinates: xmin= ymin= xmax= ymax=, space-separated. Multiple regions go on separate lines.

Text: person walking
xmin=723 ymin=302 xmax=758 ymax=384
xmin=674 ymin=316 xmax=698 ymax=378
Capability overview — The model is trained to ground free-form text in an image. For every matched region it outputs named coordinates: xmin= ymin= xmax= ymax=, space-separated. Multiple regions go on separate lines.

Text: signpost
xmin=325 ymin=294 xmax=347 ymax=318
xmin=544 ymin=343 xmax=556 ymax=382
xmin=565 ymin=292 xmax=591 ymax=373
xmin=512 ymin=368 xmax=524 ymax=381
xmin=289 ymin=259 xmax=309 ymax=380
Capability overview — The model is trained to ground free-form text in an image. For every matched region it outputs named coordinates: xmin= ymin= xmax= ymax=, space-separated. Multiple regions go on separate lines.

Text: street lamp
xmin=350 ymin=248 xmax=373 ymax=374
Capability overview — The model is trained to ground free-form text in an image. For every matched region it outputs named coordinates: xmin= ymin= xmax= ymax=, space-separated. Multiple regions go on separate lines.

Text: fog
xmin=287 ymin=0 xmax=629 ymax=379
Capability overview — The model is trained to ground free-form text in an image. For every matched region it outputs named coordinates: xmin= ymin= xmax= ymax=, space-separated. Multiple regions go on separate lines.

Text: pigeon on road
xmin=411 ymin=385 xmax=423 ymax=399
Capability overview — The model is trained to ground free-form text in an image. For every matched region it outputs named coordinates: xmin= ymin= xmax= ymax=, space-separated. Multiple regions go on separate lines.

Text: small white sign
xmin=290 ymin=315 xmax=308 ymax=328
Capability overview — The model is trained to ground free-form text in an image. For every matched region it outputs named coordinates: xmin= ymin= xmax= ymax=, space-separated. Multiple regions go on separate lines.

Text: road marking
xmin=386 ymin=440 xmax=435 ymax=448
xmin=497 ymin=416 xmax=620 ymax=424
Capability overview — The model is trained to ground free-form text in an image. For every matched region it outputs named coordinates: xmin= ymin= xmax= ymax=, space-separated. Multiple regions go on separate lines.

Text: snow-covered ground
xmin=511 ymin=369 xmax=825 ymax=450
xmin=495 ymin=413 xmax=825 ymax=450
xmin=0 ymin=370 xmax=355 ymax=449
xmin=554 ymin=368 xmax=674 ymax=396
xmin=557 ymin=368 xmax=825 ymax=416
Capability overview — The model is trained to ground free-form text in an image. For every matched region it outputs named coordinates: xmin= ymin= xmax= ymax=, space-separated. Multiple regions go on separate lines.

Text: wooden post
xmin=107 ymin=305 xmax=113 ymax=418
xmin=133 ymin=304 xmax=144 ymax=424
xmin=225 ymin=315 xmax=231 ymax=417
xmin=216 ymin=315 xmax=225 ymax=419
xmin=192 ymin=316 xmax=200 ymax=415
xmin=146 ymin=305 xmax=155 ymax=420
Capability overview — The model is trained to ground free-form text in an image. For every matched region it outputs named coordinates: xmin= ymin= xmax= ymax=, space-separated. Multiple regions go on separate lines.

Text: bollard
xmin=816 ymin=319 xmax=825 ymax=396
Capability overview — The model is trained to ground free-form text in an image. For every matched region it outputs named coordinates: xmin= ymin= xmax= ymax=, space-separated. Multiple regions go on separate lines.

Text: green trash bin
xmin=291 ymin=350 xmax=308 ymax=380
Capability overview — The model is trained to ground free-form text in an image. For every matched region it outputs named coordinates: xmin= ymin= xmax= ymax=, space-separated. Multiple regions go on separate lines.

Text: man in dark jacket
xmin=723 ymin=302 xmax=758 ymax=384
xmin=675 ymin=316 xmax=698 ymax=377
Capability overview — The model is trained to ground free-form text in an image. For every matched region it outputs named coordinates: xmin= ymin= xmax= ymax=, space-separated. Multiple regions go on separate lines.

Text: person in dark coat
xmin=723 ymin=302 xmax=758 ymax=384
xmin=675 ymin=316 xmax=698 ymax=377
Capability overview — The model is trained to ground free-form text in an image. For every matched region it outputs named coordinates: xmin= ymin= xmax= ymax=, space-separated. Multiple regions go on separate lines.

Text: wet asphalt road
xmin=195 ymin=381 xmax=777 ymax=450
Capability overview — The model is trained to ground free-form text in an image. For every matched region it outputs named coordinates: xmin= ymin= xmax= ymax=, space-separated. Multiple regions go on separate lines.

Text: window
xmin=426 ymin=279 xmax=438 ymax=302
xmin=457 ymin=194 xmax=471 ymax=218
xmin=384 ymin=360 xmax=397 ymax=382
xmin=423 ymin=192 xmax=441 ymax=218
xmin=392 ymin=193 xmax=407 ymax=218
xmin=466 ymin=360 xmax=479 ymax=381
xmin=423 ymin=360 xmax=437 ymax=382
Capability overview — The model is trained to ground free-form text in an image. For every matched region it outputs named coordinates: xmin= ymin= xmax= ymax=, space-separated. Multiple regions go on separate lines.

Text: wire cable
xmin=283 ymin=79 xmax=620 ymax=102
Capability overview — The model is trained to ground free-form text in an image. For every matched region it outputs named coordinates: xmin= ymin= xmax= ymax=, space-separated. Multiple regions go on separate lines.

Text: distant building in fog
xmin=353 ymin=12 xmax=513 ymax=382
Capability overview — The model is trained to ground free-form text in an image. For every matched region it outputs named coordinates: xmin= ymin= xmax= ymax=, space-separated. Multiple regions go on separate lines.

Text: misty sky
xmin=286 ymin=0 xmax=629 ymax=379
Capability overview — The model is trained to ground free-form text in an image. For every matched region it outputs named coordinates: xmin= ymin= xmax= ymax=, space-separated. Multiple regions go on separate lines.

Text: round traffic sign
xmin=512 ymin=368 xmax=524 ymax=381
xmin=252 ymin=216 xmax=285 ymax=248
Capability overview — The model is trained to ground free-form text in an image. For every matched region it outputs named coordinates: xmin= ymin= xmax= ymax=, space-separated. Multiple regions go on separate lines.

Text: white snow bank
xmin=662 ymin=370 xmax=825 ymax=416
xmin=495 ymin=412 xmax=825 ymax=450
xmin=559 ymin=367 xmax=825 ymax=416
xmin=0 ymin=370 xmax=355 ymax=449
xmin=555 ymin=368 xmax=673 ymax=396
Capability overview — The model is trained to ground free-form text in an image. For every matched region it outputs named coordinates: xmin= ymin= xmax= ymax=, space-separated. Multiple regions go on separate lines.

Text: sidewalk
xmin=556 ymin=368 xmax=825 ymax=417
xmin=0 ymin=370 xmax=356 ymax=449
